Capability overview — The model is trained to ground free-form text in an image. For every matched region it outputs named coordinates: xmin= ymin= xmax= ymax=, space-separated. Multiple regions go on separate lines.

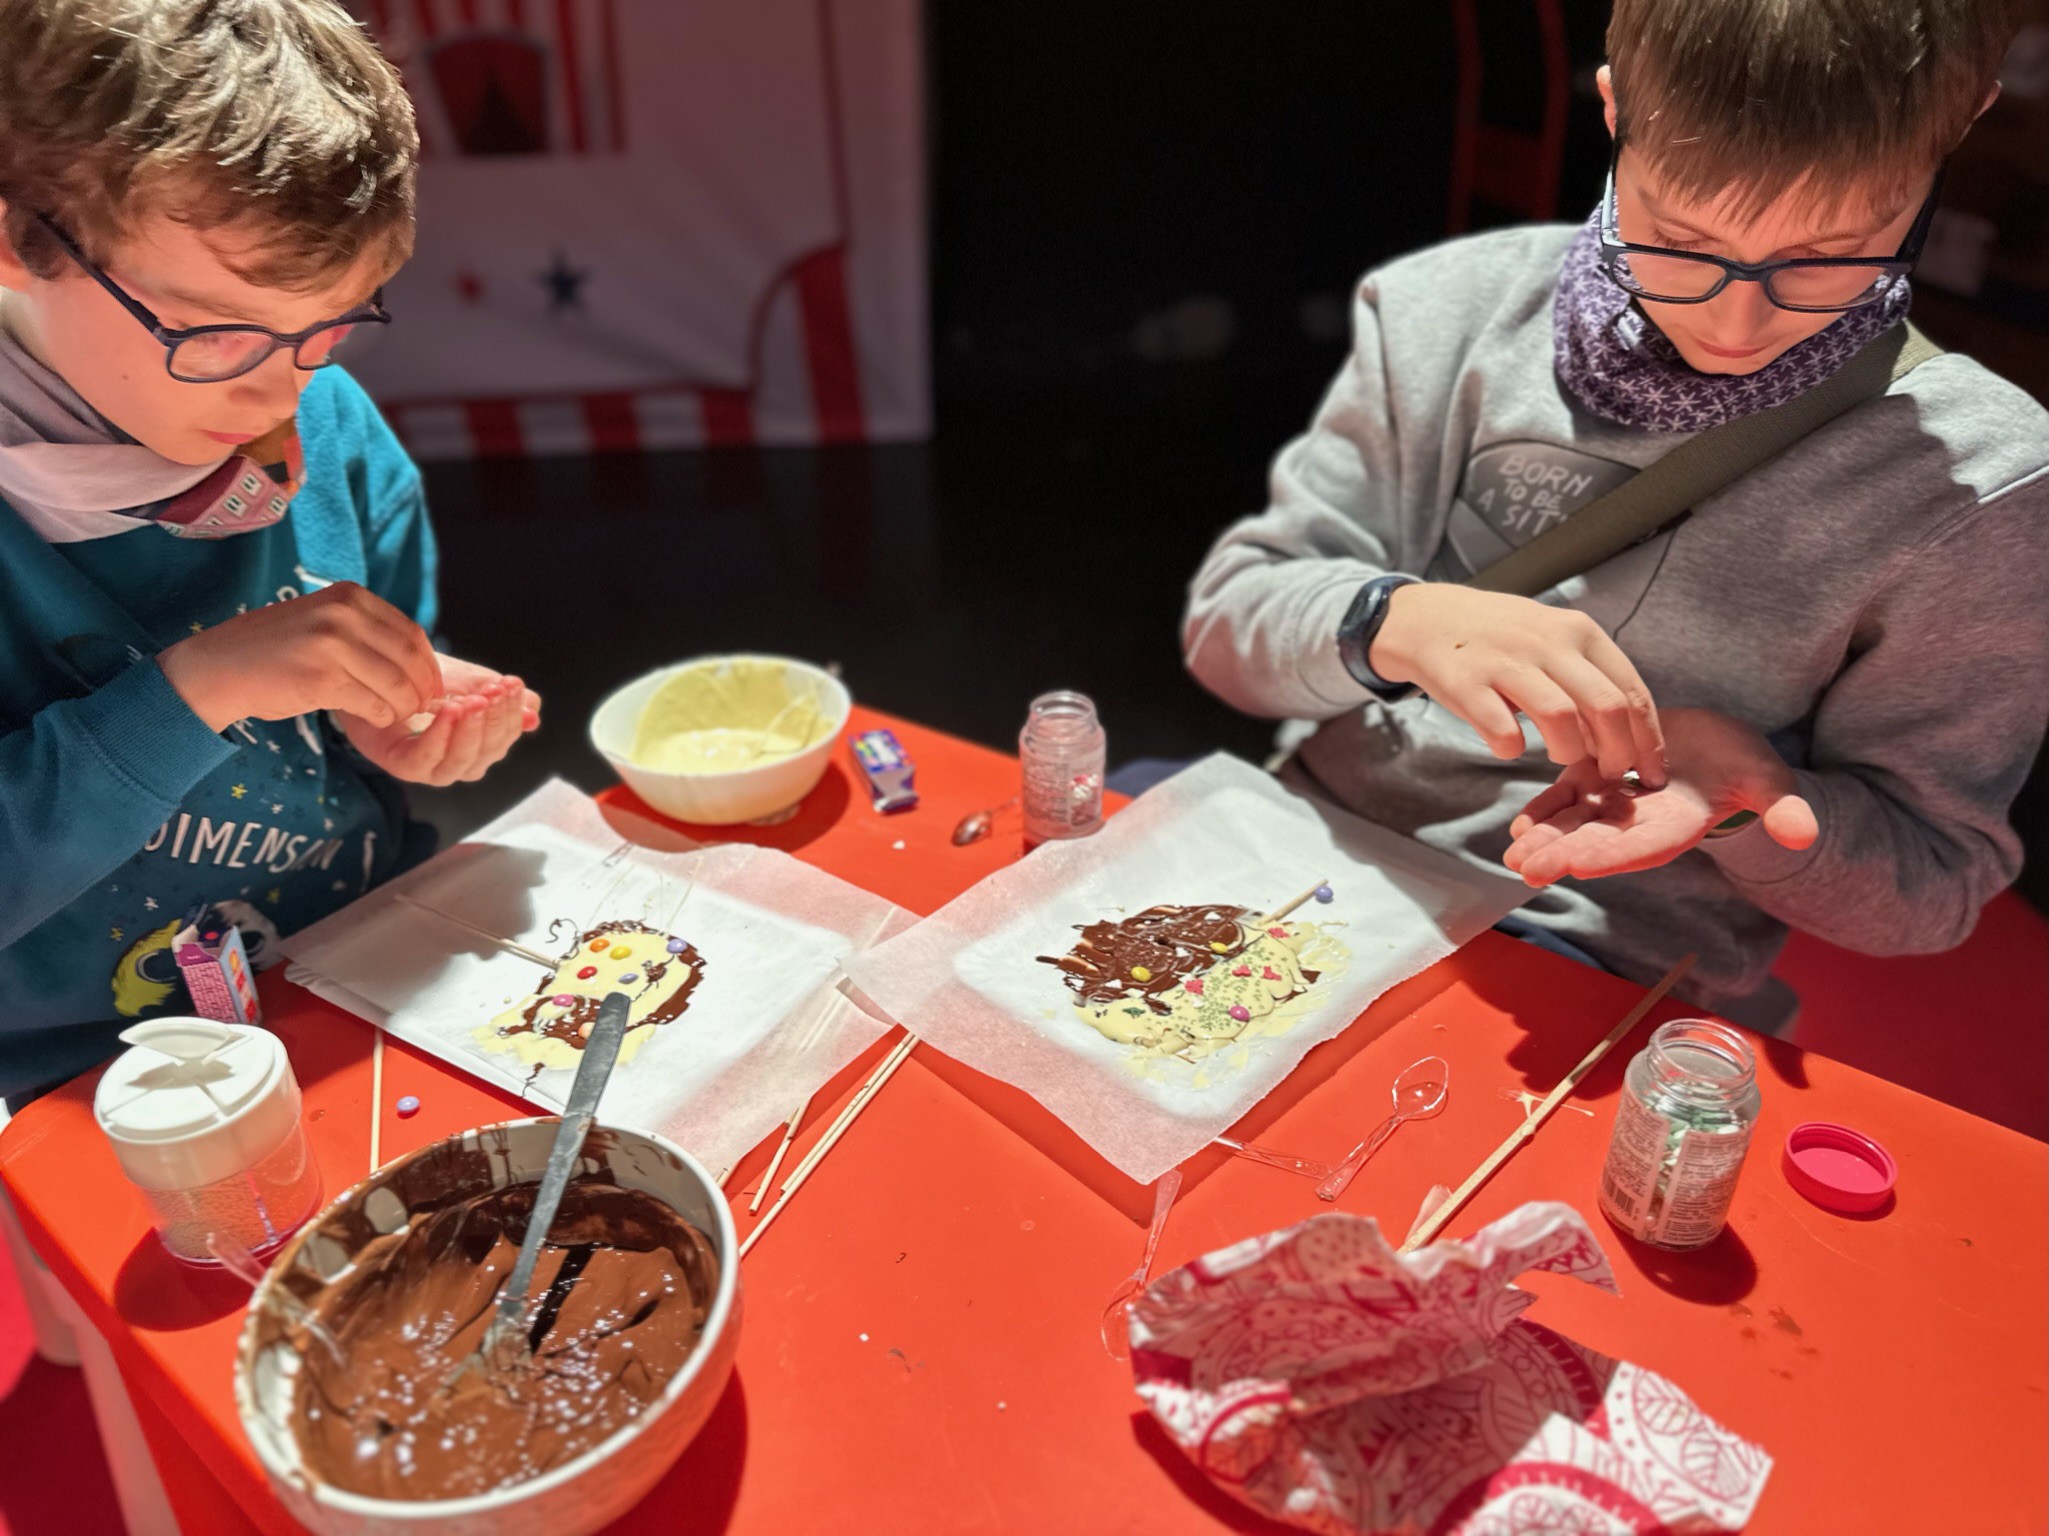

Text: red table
xmin=5 ymin=707 xmax=2045 ymax=1534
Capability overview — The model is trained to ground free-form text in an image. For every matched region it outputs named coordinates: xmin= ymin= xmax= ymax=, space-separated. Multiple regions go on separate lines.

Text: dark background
xmin=421 ymin=0 xmax=2049 ymax=911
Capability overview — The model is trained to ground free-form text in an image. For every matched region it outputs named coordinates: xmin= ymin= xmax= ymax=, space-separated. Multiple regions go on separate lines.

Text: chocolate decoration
xmin=498 ymin=920 xmax=705 ymax=1050
xmin=1036 ymin=904 xmax=1258 ymax=1016
xmin=281 ymin=1128 xmax=720 ymax=1502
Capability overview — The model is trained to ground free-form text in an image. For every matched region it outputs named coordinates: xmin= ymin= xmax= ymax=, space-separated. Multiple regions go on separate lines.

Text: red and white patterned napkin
xmin=1129 ymin=1203 xmax=1771 ymax=1535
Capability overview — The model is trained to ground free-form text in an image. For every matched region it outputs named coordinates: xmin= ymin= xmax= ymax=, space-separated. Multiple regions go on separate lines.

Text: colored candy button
xmin=1227 ymin=1005 xmax=1251 ymax=1023
xmin=396 ymin=1096 xmax=420 ymax=1118
xmin=1268 ymin=927 xmax=1289 ymax=939
xmin=551 ymin=993 xmax=575 ymax=1007
xmin=590 ymin=939 xmax=609 ymax=952
xmin=1185 ymin=978 xmax=1205 ymax=996
xmin=619 ymin=972 xmax=639 ymax=985
xmin=609 ymin=944 xmax=632 ymax=960
xmin=1262 ymin=966 xmax=1281 ymax=980
xmin=1232 ymin=965 xmax=1252 ymax=977
xmin=666 ymin=937 xmax=688 ymax=954
xmin=577 ymin=965 xmax=598 ymax=980
xmin=1314 ymin=884 xmax=1335 ymax=904
xmin=1131 ymin=966 xmax=1153 ymax=982
xmin=1209 ymin=941 xmax=1230 ymax=954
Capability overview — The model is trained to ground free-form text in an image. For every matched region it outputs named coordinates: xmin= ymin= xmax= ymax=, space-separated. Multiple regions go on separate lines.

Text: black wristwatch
xmin=1336 ymin=574 xmax=1421 ymax=696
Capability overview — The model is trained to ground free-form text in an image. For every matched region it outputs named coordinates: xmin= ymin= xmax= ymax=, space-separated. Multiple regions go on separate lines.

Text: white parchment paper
xmin=841 ymin=755 xmax=1527 ymax=1182
xmin=283 ymin=779 xmax=910 ymax=1175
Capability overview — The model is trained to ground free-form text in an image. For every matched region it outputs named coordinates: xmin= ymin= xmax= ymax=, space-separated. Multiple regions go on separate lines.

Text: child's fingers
xmin=1438 ymin=684 xmax=1526 ymax=761
xmin=396 ymin=703 xmax=458 ymax=771
xmin=467 ymin=685 xmax=524 ymax=778
xmin=1494 ymin=672 xmax=1588 ymax=768
xmin=1577 ymin=629 xmax=1665 ymax=788
xmin=432 ymin=696 xmax=488 ymax=785
xmin=1548 ymin=654 xmax=1643 ymax=783
xmin=520 ymin=686 xmax=542 ymax=731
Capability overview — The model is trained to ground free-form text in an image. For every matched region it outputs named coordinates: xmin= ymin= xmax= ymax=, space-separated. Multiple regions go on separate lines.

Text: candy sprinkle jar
xmin=93 ymin=1017 xmax=321 ymax=1267
xmin=1597 ymin=1018 xmax=1761 ymax=1251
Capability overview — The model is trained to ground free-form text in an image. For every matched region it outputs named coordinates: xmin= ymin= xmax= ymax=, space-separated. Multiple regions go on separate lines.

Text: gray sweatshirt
xmin=1183 ymin=225 xmax=2049 ymax=1027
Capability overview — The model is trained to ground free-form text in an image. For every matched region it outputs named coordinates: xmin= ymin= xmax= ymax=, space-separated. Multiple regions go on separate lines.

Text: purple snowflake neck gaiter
xmin=1552 ymin=213 xmax=1911 ymax=434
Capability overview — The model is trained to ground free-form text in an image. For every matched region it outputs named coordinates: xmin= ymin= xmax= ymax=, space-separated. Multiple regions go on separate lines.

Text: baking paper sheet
xmin=841 ymin=754 xmax=1527 ymax=1182
xmin=283 ymin=779 xmax=910 ymax=1176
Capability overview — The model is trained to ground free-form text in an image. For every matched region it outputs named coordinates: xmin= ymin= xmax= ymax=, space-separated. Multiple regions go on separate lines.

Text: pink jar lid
xmin=1782 ymin=1121 xmax=1897 ymax=1214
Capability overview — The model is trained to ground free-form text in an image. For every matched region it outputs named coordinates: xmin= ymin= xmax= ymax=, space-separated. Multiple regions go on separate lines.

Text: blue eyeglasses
xmin=35 ymin=214 xmax=391 ymax=383
xmin=1598 ymin=143 xmax=1941 ymax=314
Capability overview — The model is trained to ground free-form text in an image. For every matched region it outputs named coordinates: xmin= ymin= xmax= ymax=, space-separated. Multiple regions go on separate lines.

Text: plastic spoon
xmin=1213 ymin=1137 xmax=1335 ymax=1181
xmin=1100 ymin=1169 xmax=1182 ymax=1361
xmin=1315 ymin=1055 xmax=1449 ymax=1202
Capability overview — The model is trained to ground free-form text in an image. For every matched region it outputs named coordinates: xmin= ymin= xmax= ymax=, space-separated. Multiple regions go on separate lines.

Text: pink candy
xmin=1185 ymin=978 xmax=1205 ymax=996
xmin=1262 ymin=966 xmax=1282 ymax=981
xmin=1232 ymin=965 xmax=1252 ymax=977
xmin=1227 ymin=1005 xmax=1251 ymax=1023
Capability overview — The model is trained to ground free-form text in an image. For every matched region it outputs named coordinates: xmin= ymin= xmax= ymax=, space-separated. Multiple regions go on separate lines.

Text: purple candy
xmin=396 ymin=1095 xmax=420 ymax=1117
xmin=619 ymin=972 xmax=639 ymax=985
xmin=666 ymin=937 xmax=687 ymax=954
xmin=1313 ymin=885 xmax=1335 ymax=904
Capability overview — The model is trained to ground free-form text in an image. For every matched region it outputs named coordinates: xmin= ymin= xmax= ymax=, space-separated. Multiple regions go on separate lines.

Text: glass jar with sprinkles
xmin=1598 ymin=1018 xmax=1760 ymax=1250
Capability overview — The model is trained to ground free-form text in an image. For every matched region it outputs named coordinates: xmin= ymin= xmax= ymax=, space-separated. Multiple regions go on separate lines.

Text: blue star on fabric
xmin=538 ymin=251 xmax=589 ymax=315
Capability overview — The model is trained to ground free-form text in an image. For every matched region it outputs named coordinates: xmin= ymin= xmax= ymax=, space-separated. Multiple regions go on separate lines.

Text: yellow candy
xmin=609 ymin=944 xmax=633 ymax=960
xmin=1131 ymin=966 xmax=1152 ymax=982
xmin=1210 ymin=941 xmax=1229 ymax=953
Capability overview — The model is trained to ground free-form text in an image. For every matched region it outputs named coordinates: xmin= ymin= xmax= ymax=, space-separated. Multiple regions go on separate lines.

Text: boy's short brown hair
xmin=1608 ymin=0 xmax=2024 ymax=219
xmin=0 ymin=0 xmax=417 ymax=291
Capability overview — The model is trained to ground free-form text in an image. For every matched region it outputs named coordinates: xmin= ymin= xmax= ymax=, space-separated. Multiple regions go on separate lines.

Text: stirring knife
xmin=478 ymin=990 xmax=633 ymax=1365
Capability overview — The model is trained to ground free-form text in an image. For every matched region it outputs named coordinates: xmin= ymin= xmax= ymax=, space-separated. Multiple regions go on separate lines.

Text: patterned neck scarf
xmin=0 ymin=321 xmax=300 ymax=543
xmin=1552 ymin=214 xmax=1911 ymax=433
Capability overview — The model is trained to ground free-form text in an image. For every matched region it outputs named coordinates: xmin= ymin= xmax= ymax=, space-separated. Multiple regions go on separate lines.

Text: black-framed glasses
xmin=35 ymin=214 xmax=390 ymax=383
xmin=1598 ymin=143 xmax=1941 ymax=314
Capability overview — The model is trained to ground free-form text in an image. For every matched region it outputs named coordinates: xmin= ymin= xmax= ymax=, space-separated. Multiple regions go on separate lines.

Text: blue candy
xmin=396 ymin=1095 xmax=421 ymax=1118
xmin=1313 ymin=884 xmax=1335 ymax=904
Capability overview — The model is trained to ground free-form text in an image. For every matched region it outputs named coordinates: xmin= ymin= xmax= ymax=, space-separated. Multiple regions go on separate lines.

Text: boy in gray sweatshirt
xmin=1184 ymin=0 xmax=2047 ymax=1027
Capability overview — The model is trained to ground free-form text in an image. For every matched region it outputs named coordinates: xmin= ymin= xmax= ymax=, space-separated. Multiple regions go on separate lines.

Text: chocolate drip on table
xmin=499 ymin=919 xmax=705 ymax=1050
xmin=1037 ymin=903 xmax=1259 ymax=1015
xmin=284 ymin=1138 xmax=720 ymax=1501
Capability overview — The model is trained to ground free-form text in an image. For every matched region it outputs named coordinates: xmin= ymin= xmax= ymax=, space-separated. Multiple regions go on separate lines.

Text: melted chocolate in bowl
xmin=260 ymin=1127 xmax=723 ymax=1505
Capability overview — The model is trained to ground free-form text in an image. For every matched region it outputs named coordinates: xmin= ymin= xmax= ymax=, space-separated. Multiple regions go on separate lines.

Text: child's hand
xmin=1501 ymin=706 xmax=1818 ymax=887
xmin=1369 ymin=583 xmax=1667 ymax=785
xmin=160 ymin=582 xmax=444 ymax=733
xmin=337 ymin=665 xmax=538 ymax=786
xmin=338 ymin=657 xmax=541 ymax=786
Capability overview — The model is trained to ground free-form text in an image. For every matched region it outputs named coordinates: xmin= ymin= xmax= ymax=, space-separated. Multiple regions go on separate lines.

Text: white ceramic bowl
xmin=235 ymin=1120 xmax=741 ymax=1536
xmin=589 ymin=654 xmax=851 ymax=826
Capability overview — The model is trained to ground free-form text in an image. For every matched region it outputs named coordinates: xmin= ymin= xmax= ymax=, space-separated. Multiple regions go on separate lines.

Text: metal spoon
xmin=1315 ymin=1055 xmax=1450 ymax=1202
xmin=951 ymin=796 xmax=1018 ymax=846
xmin=472 ymin=990 xmax=633 ymax=1371
xmin=1100 ymin=1169 xmax=1182 ymax=1360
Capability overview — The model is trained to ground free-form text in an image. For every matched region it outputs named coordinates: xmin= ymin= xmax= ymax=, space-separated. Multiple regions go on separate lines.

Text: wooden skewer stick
xmin=1258 ymin=877 xmax=1331 ymax=927
xmin=739 ymin=1033 xmax=918 ymax=1259
xmin=779 ymin=1032 xmax=917 ymax=1197
xmin=368 ymin=1028 xmax=385 ymax=1175
xmin=750 ymin=910 xmax=900 ymax=1214
xmin=1398 ymin=953 xmax=1697 ymax=1255
xmin=395 ymin=893 xmax=559 ymax=968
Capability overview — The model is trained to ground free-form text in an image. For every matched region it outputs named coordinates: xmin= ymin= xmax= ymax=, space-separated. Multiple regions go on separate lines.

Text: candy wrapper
xmin=842 ymin=754 xmax=1527 ymax=1182
xmin=1130 ymin=1203 xmax=1772 ymax=1535
xmin=282 ymin=779 xmax=911 ymax=1176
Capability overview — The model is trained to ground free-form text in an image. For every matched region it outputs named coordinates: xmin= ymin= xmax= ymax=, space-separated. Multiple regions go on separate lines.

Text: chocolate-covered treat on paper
xmin=1037 ymin=902 xmax=1337 ymax=1061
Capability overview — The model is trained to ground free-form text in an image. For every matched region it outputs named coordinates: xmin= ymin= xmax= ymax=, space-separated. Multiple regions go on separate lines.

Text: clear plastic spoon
xmin=1315 ymin=1055 xmax=1449 ymax=1202
xmin=1213 ymin=1137 xmax=1335 ymax=1181
xmin=1100 ymin=1170 xmax=1182 ymax=1360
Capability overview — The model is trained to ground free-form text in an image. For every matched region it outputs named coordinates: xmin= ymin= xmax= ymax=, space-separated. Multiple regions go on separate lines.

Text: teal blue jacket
xmin=0 ymin=369 xmax=437 ymax=1102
